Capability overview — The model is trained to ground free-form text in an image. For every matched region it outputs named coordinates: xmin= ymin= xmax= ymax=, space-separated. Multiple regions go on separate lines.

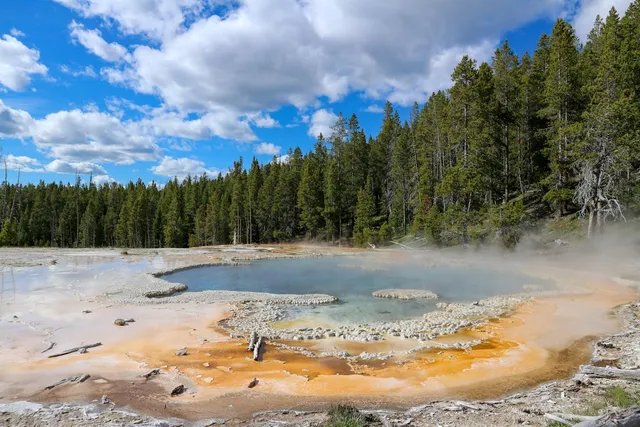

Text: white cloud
xmin=365 ymin=104 xmax=383 ymax=113
xmin=60 ymin=64 xmax=98 ymax=78
xmin=92 ymin=174 xmax=116 ymax=185
xmin=248 ymin=112 xmax=280 ymax=128
xmin=0 ymin=34 xmax=48 ymax=91
xmin=308 ymin=108 xmax=337 ymax=138
xmin=274 ymin=154 xmax=290 ymax=164
xmin=3 ymin=155 xmax=44 ymax=173
xmin=54 ymin=0 xmax=203 ymax=42
xmin=254 ymin=142 xmax=281 ymax=156
xmin=45 ymin=159 xmax=108 ymax=175
xmin=572 ymin=0 xmax=633 ymax=41
xmin=69 ymin=21 xmax=129 ymax=62
xmin=150 ymin=156 xmax=219 ymax=179
xmin=31 ymin=109 xmax=160 ymax=164
xmin=0 ymin=99 xmax=34 ymax=137
xmin=9 ymin=29 xmax=25 ymax=38
xmin=61 ymin=0 xmax=565 ymax=120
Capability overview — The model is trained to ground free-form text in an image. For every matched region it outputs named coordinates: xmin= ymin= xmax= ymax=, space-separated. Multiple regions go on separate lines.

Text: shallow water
xmin=164 ymin=256 xmax=553 ymax=324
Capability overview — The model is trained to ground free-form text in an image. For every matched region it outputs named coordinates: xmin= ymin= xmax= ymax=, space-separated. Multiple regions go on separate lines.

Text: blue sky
xmin=0 ymin=0 xmax=632 ymax=186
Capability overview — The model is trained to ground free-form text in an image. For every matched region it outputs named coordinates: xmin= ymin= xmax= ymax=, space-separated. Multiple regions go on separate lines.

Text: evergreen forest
xmin=2 ymin=6 xmax=640 ymax=249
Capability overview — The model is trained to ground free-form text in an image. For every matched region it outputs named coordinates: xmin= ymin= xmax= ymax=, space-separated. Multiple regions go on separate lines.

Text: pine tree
xmin=541 ymin=19 xmax=581 ymax=215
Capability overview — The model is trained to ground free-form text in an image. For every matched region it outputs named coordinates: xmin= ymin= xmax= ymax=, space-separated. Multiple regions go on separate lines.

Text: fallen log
xmin=44 ymin=374 xmax=91 ymax=390
xmin=580 ymin=366 xmax=640 ymax=382
xmin=247 ymin=331 xmax=258 ymax=351
xmin=142 ymin=368 xmax=160 ymax=379
xmin=48 ymin=342 xmax=102 ymax=358
xmin=574 ymin=407 xmax=640 ymax=427
xmin=253 ymin=336 xmax=265 ymax=361
xmin=543 ymin=414 xmax=572 ymax=426
xmin=390 ymin=241 xmax=412 ymax=250
xmin=41 ymin=342 xmax=56 ymax=354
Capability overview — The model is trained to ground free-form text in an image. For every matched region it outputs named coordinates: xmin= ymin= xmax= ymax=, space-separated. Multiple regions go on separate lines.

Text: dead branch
xmin=544 ymin=414 xmax=573 ymax=426
xmin=41 ymin=342 xmax=56 ymax=354
xmin=48 ymin=342 xmax=102 ymax=358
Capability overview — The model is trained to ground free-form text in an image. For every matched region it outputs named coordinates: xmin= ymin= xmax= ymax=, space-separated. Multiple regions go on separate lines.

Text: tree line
xmin=1 ymin=5 xmax=640 ymax=249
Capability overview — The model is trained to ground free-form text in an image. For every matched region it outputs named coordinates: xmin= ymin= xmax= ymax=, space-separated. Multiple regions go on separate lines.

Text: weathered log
xmin=253 ymin=336 xmax=265 ymax=361
xmin=142 ymin=368 xmax=160 ymax=379
xmin=247 ymin=331 xmax=258 ymax=351
xmin=44 ymin=374 xmax=91 ymax=390
xmin=41 ymin=342 xmax=56 ymax=354
xmin=574 ymin=407 xmax=640 ymax=427
xmin=390 ymin=241 xmax=412 ymax=250
xmin=580 ymin=366 xmax=640 ymax=382
xmin=543 ymin=414 xmax=572 ymax=426
xmin=48 ymin=342 xmax=102 ymax=358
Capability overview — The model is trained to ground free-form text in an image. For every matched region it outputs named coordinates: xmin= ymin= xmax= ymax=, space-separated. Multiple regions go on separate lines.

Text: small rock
xmin=248 ymin=378 xmax=259 ymax=388
xmin=170 ymin=384 xmax=185 ymax=396
xmin=101 ymin=395 xmax=111 ymax=404
xmin=125 ymin=318 xmax=135 ymax=323
xmin=175 ymin=348 xmax=188 ymax=356
xmin=203 ymin=377 xmax=213 ymax=383
xmin=114 ymin=319 xmax=127 ymax=326
xmin=82 ymin=310 xmax=92 ymax=314
xmin=79 ymin=347 xmax=88 ymax=354
xmin=203 ymin=362 xmax=210 ymax=368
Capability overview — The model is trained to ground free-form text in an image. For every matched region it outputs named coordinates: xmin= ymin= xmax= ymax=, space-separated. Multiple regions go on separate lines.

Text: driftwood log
xmin=142 ymin=368 xmax=160 ymax=379
xmin=253 ymin=336 xmax=265 ymax=361
xmin=44 ymin=374 xmax=90 ymax=390
xmin=580 ymin=366 xmax=640 ymax=382
xmin=574 ymin=407 xmax=640 ymax=427
xmin=48 ymin=342 xmax=102 ymax=358
xmin=41 ymin=342 xmax=56 ymax=354
xmin=247 ymin=332 xmax=258 ymax=351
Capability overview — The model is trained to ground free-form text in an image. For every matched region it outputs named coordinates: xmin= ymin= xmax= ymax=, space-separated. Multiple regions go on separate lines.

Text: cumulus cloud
xmin=0 ymin=99 xmax=34 ymax=137
xmin=45 ymin=159 xmax=108 ymax=175
xmin=308 ymin=109 xmax=337 ymax=138
xmin=61 ymin=0 xmax=565 ymax=119
xmin=92 ymin=174 xmax=116 ymax=185
xmin=3 ymin=155 xmax=44 ymax=172
xmin=254 ymin=142 xmax=281 ymax=156
xmin=31 ymin=109 xmax=160 ymax=164
xmin=150 ymin=156 xmax=219 ymax=179
xmin=0 ymin=34 xmax=48 ymax=91
xmin=248 ymin=112 xmax=280 ymax=128
xmin=572 ymin=0 xmax=634 ymax=41
xmin=9 ymin=29 xmax=25 ymax=38
xmin=69 ymin=21 xmax=129 ymax=62
xmin=54 ymin=0 xmax=203 ymax=41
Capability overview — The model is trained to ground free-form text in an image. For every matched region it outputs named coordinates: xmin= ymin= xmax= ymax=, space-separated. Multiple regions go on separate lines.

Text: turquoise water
xmin=163 ymin=256 xmax=552 ymax=324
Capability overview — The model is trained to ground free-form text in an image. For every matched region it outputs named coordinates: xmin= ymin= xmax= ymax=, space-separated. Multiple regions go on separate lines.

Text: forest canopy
xmin=1 ymin=5 xmax=639 ymax=249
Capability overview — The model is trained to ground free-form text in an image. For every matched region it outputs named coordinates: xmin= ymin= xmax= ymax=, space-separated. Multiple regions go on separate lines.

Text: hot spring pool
xmin=163 ymin=256 xmax=553 ymax=324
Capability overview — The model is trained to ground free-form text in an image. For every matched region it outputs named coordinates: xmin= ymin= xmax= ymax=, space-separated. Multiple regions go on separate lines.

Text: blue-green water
xmin=163 ymin=256 xmax=552 ymax=324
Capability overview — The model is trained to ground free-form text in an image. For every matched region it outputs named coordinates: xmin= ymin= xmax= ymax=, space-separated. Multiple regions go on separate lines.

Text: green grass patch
xmin=324 ymin=405 xmax=367 ymax=427
xmin=605 ymin=385 xmax=640 ymax=408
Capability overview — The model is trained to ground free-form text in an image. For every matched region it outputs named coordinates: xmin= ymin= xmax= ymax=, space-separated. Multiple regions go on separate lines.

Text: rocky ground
xmin=2 ymin=245 xmax=640 ymax=426
xmin=3 ymin=300 xmax=640 ymax=426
